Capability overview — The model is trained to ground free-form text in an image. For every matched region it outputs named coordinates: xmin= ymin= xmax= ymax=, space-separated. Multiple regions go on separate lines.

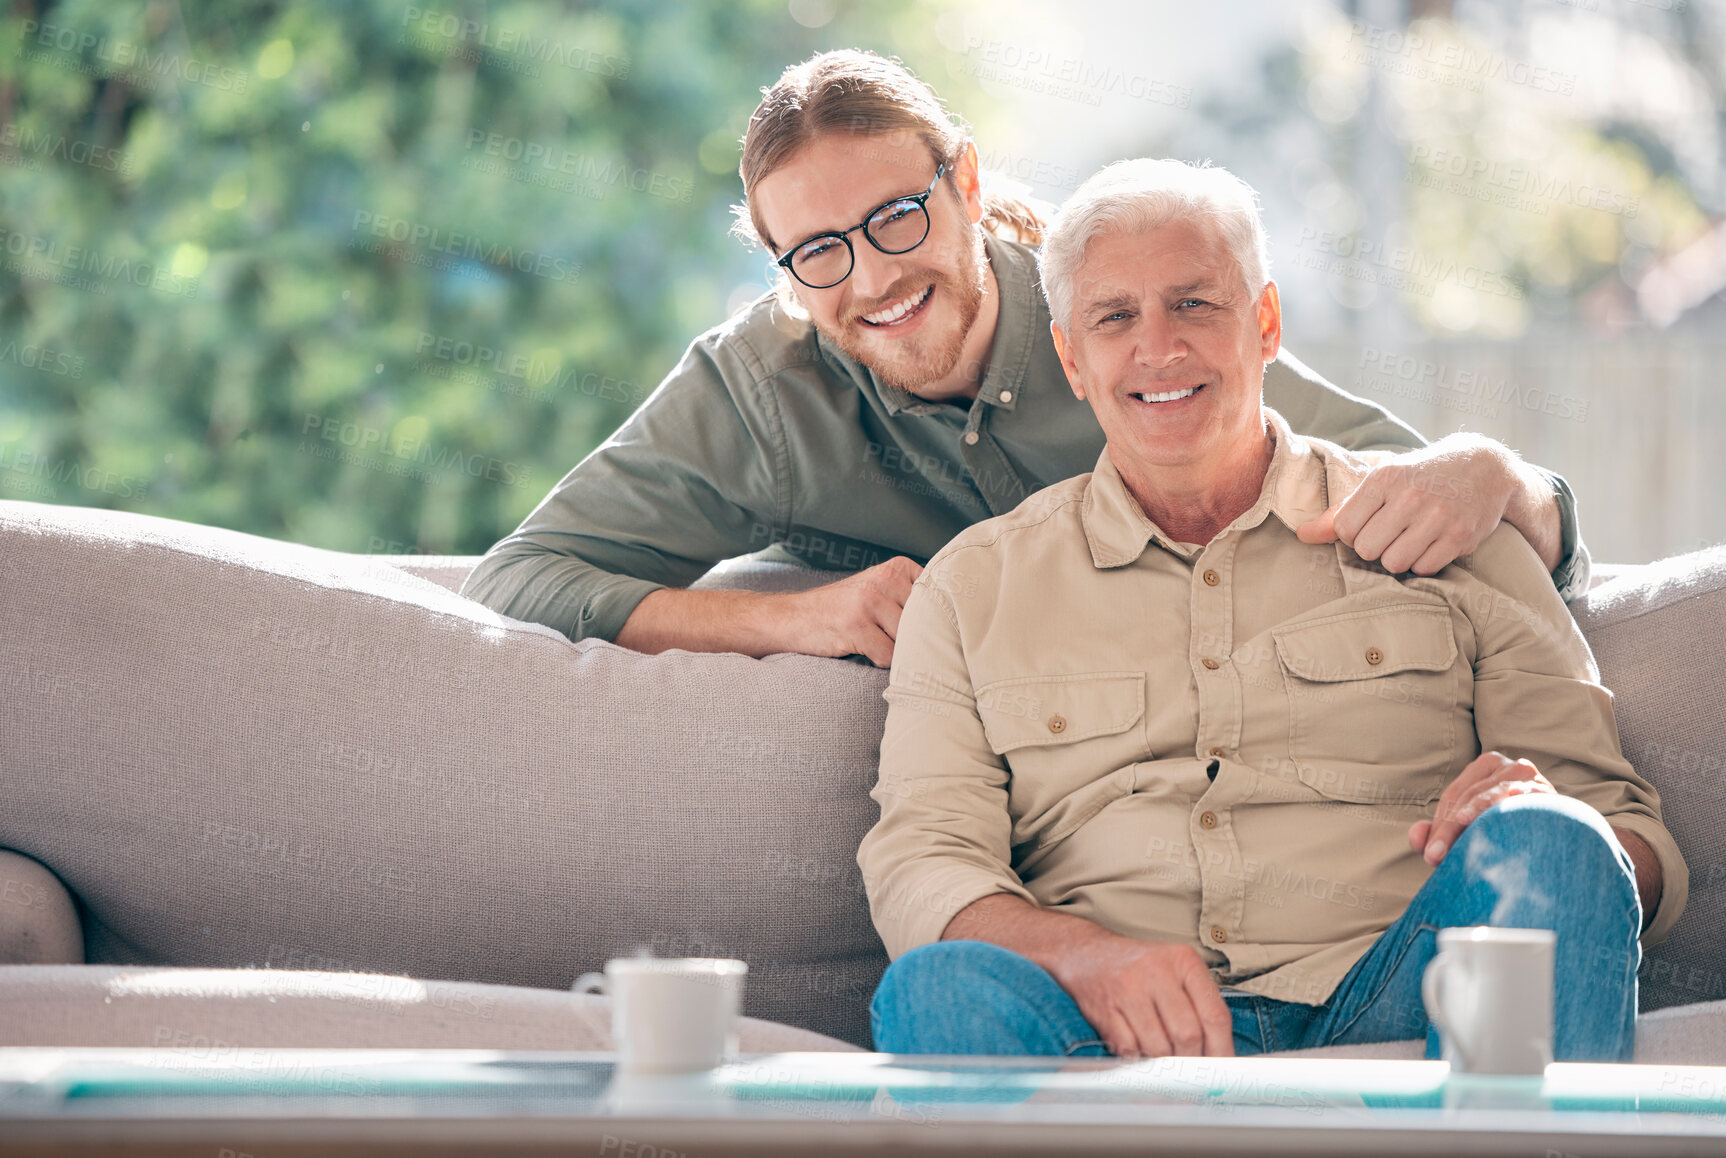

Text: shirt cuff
xmin=1539 ymin=467 xmax=1592 ymax=603
xmin=867 ymin=866 xmax=1038 ymax=961
xmin=570 ymin=573 xmax=668 ymax=643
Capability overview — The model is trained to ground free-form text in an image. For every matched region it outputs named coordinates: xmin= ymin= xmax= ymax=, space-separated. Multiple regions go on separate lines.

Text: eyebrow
xmin=1080 ymin=292 xmax=1138 ymax=317
xmin=783 ymin=177 xmax=940 ymax=254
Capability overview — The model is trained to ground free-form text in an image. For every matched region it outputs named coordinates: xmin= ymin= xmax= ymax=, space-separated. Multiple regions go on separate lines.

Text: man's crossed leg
xmin=873 ymin=795 xmax=1642 ymax=1061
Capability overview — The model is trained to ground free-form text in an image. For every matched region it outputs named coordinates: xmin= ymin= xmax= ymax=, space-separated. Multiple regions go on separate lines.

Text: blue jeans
xmin=872 ymin=794 xmax=1643 ymax=1061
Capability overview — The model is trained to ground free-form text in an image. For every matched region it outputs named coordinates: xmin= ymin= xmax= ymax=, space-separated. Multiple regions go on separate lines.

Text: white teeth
xmin=1132 ymin=387 xmax=1199 ymax=403
xmin=862 ymin=285 xmax=932 ymax=325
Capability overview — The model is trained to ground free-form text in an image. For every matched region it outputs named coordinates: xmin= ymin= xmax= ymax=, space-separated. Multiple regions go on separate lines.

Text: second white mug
xmin=1421 ymin=926 xmax=1555 ymax=1075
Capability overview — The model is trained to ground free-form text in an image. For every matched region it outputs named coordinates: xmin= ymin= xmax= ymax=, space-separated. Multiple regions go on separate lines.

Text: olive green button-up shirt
xmin=461 ymin=232 xmax=1589 ymax=643
xmin=857 ymin=408 xmax=1682 ymax=1007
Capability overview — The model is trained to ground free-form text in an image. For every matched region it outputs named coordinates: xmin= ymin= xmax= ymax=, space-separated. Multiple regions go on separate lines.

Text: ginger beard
xmin=813 ymin=226 xmax=988 ymax=397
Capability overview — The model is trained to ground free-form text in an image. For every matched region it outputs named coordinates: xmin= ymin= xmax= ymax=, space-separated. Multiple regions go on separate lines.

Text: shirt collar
xmin=1081 ymin=407 xmax=1335 ymax=568
xmin=817 ymin=230 xmax=1040 ymax=418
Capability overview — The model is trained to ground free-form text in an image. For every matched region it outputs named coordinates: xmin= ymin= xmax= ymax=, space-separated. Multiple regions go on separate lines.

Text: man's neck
xmin=1117 ymin=418 xmax=1277 ymax=548
xmin=908 ymin=253 xmax=1000 ymax=405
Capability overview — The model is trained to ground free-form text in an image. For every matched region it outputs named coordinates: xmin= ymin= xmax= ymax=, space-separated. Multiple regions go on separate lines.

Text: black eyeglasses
xmin=774 ymin=163 xmax=946 ymax=289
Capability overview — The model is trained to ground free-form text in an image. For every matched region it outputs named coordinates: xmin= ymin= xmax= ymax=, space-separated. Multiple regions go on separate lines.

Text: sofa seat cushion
xmin=0 ymin=965 xmax=859 ymax=1052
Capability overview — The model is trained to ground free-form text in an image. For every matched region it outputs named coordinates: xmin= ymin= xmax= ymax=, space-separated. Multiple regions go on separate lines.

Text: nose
xmin=1134 ymin=308 xmax=1185 ymax=368
xmin=847 ymin=240 xmax=904 ymax=303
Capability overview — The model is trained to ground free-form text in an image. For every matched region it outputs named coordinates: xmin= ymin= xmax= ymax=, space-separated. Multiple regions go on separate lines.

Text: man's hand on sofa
xmin=942 ymin=893 xmax=1234 ymax=1059
xmin=784 ymin=556 xmax=924 ymax=668
xmin=1297 ymin=433 xmax=1561 ymax=575
xmin=615 ymin=556 xmax=922 ymax=666
xmin=1410 ymin=751 xmax=1556 ymax=866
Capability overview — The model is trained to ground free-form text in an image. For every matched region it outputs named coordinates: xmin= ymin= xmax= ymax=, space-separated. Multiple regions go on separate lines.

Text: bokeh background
xmin=2 ymin=0 xmax=1722 ymax=564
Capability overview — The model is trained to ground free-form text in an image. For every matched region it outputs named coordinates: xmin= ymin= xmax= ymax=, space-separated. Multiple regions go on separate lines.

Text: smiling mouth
xmin=1130 ymin=384 xmax=1204 ymax=404
xmin=859 ymin=285 xmax=934 ymax=327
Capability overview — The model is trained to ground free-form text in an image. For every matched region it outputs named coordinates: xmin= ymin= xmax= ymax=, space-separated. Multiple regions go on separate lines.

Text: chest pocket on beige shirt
xmin=1272 ymin=599 xmax=1460 ymax=805
xmin=974 ymin=671 xmax=1147 ymax=852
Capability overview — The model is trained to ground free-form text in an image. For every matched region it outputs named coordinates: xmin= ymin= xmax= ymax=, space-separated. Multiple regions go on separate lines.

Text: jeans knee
xmin=874 ymin=941 xmax=1019 ymax=1011
xmin=1467 ymin=792 xmax=1611 ymax=850
xmin=1462 ymin=793 xmax=1634 ymax=896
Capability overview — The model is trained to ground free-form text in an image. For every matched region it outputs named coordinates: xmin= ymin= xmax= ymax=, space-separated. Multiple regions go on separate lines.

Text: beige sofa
xmin=3 ymin=498 xmax=1725 ymax=1059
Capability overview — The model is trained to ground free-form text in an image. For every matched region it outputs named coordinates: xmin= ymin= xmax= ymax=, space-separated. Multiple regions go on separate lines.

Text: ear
xmin=1256 ymin=279 xmax=1282 ymax=364
xmin=951 ymin=140 xmax=985 ymax=226
xmin=1051 ymin=320 xmax=1087 ymax=402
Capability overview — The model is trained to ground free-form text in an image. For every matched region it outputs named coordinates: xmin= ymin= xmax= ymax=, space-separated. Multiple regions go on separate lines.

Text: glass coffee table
xmin=4 ymin=1047 xmax=1726 ymax=1155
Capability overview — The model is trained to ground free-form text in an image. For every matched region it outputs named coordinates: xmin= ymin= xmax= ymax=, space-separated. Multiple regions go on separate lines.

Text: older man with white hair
xmin=857 ymin=158 xmax=1686 ymax=1060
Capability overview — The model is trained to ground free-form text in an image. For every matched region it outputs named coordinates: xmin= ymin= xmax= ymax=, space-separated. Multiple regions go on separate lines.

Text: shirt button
xmin=998 ymin=390 xmax=1013 ymax=402
xmin=1366 ymin=647 xmax=1384 ymax=665
xmin=963 ymin=431 xmax=980 ymax=446
xmin=1047 ymin=714 xmax=1067 ymax=734
xmin=1202 ymin=658 xmax=1220 ymax=670
xmin=1210 ymin=926 xmax=1228 ymax=944
xmin=1209 ymin=747 xmax=1224 ymax=758
xmin=1203 ymin=569 xmax=1220 ymax=586
xmin=1200 ymin=811 xmax=1218 ymax=829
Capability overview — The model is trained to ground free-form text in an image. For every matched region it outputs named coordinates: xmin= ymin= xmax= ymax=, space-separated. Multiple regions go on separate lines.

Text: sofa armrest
xmin=381 ymin=555 xmax=484 ymax=594
xmin=0 ymin=849 xmax=83 ymax=964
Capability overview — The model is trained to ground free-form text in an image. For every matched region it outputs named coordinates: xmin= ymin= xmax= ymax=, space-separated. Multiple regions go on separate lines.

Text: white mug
xmin=1421 ymin=926 xmax=1554 ymax=1075
xmin=573 ymin=957 xmax=747 ymax=1074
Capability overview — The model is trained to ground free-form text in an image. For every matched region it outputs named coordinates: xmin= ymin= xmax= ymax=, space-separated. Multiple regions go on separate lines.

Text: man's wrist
xmin=1501 ymin=457 xmax=1564 ymax=573
xmin=732 ymin=587 xmax=801 ymax=656
xmin=1611 ymin=826 xmax=1663 ymax=930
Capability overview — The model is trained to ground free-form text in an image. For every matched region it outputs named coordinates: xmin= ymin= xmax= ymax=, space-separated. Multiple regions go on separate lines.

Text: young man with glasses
xmin=463 ymin=50 xmax=1588 ymax=667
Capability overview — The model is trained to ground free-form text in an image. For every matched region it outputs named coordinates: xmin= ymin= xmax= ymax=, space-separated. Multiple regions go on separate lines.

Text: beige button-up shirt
xmin=858 ymin=408 xmax=1685 ymax=1006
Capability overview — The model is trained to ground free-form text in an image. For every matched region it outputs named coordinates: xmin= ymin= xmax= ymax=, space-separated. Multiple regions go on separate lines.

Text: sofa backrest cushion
xmin=1573 ymin=546 xmax=1726 ymax=1012
xmin=0 ymin=501 xmax=891 ymax=1047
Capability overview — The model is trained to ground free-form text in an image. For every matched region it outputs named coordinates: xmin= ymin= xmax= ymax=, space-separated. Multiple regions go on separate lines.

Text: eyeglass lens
xmin=789 ymin=198 xmax=930 ymax=288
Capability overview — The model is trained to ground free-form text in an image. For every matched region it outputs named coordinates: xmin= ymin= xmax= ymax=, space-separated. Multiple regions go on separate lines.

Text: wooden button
xmin=1200 ymin=811 xmax=1218 ymax=829
xmin=1203 ymin=569 xmax=1220 ymax=586
xmin=1202 ymin=658 xmax=1220 ymax=670
xmin=1209 ymin=747 xmax=1225 ymax=758
xmin=1366 ymin=647 xmax=1384 ymax=665
xmin=1210 ymin=926 xmax=1228 ymax=944
xmin=1047 ymin=714 xmax=1067 ymax=734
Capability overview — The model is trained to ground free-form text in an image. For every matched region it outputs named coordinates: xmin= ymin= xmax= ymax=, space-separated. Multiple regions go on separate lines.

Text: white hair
xmin=1037 ymin=157 xmax=1270 ymax=330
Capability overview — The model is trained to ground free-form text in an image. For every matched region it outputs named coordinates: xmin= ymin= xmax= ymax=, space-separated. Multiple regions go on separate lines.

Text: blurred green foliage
xmin=0 ymin=0 xmax=974 ymax=553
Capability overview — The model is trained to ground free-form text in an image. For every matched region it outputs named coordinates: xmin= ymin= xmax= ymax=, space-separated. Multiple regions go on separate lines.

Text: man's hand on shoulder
xmin=1297 ymin=434 xmax=1561 ymax=575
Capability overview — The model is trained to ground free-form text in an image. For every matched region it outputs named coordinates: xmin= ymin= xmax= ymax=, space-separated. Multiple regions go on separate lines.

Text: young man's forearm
xmin=614 ymin=587 xmax=790 ymax=657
